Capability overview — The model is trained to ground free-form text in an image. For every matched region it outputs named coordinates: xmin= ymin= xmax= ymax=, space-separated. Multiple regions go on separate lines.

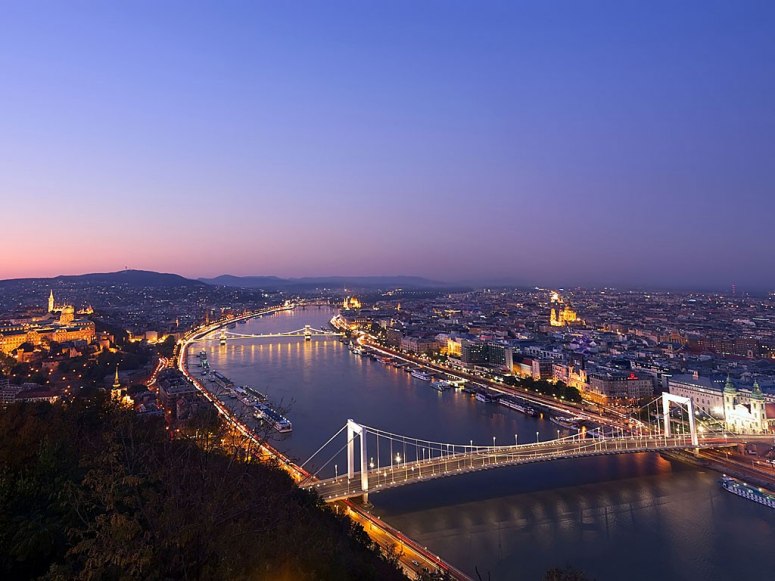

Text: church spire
xmin=724 ymin=374 xmax=737 ymax=394
xmin=113 ymin=364 xmax=121 ymax=389
xmin=752 ymin=379 xmax=764 ymax=400
xmin=48 ymin=289 xmax=55 ymax=313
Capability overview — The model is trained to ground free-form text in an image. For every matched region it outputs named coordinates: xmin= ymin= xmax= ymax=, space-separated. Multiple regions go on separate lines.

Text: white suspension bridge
xmin=300 ymin=393 xmax=748 ymax=502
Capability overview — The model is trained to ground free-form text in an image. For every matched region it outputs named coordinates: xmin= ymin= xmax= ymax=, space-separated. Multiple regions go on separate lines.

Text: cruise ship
xmin=499 ymin=396 xmax=538 ymax=416
xmin=253 ymin=403 xmax=293 ymax=433
xmin=411 ymin=370 xmax=432 ymax=381
xmin=550 ymin=416 xmax=579 ymax=430
xmin=244 ymin=385 xmax=267 ymax=402
xmin=475 ymin=390 xmax=497 ymax=403
xmin=430 ymin=380 xmax=451 ymax=392
xmin=720 ymin=475 xmax=775 ymax=509
xmin=211 ymin=371 xmax=233 ymax=390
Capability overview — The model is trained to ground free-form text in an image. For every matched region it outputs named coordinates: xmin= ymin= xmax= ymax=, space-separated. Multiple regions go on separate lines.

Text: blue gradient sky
xmin=1 ymin=1 xmax=773 ymax=289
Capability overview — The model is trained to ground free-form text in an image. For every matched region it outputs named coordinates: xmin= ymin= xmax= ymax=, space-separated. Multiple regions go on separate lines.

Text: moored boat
xmin=550 ymin=416 xmax=578 ymax=430
xmin=430 ymin=380 xmax=451 ymax=391
xmin=500 ymin=396 xmax=538 ymax=416
xmin=253 ymin=403 xmax=293 ymax=433
xmin=720 ymin=475 xmax=775 ymax=509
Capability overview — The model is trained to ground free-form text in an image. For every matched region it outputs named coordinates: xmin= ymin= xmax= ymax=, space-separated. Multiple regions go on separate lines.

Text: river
xmin=193 ymin=307 xmax=775 ymax=580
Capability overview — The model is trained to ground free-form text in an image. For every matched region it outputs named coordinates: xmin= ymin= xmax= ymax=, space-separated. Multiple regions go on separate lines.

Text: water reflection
xmin=197 ymin=307 xmax=775 ymax=581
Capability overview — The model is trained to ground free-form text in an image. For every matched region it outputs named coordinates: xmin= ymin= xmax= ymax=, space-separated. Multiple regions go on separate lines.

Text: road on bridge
xmin=306 ymin=435 xmax=733 ymax=501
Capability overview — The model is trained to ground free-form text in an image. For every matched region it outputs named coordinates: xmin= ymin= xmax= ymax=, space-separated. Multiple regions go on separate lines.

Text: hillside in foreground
xmin=0 ymin=396 xmax=404 ymax=580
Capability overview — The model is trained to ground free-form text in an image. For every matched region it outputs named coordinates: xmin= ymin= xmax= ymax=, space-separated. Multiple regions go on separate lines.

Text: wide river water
xmin=194 ymin=307 xmax=775 ymax=580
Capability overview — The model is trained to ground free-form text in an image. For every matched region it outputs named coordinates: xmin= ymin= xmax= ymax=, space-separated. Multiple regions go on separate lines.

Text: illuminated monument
xmin=342 ymin=296 xmax=362 ymax=310
xmin=549 ymin=291 xmax=581 ymax=327
xmin=0 ymin=291 xmax=96 ymax=355
xmin=723 ymin=376 xmax=769 ymax=434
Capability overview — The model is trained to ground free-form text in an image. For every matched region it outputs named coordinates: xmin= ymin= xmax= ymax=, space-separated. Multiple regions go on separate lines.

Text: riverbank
xmin=662 ymin=449 xmax=775 ymax=490
xmin=204 ymin=307 xmax=775 ymax=580
xmin=179 ymin=306 xmax=470 ymax=580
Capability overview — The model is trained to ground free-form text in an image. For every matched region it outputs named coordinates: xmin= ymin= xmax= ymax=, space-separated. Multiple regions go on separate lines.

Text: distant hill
xmin=0 ymin=270 xmax=205 ymax=288
xmin=200 ymin=274 xmax=451 ymax=290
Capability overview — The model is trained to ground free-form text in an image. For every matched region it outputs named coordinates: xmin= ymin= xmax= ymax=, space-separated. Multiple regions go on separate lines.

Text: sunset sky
xmin=2 ymin=1 xmax=774 ymax=289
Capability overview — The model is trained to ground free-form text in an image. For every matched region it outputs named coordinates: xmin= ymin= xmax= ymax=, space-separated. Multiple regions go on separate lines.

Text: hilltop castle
xmin=0 ymin=290 xmax=96 ymax=355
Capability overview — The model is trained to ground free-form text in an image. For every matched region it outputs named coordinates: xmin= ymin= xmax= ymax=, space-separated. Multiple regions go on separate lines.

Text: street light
xmin=536 ymin=431 xmax=540 ymax=444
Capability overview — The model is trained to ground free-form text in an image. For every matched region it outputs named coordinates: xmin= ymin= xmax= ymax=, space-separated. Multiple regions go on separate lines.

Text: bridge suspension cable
xmin=300 ymin=424 xmax=347 ymax=470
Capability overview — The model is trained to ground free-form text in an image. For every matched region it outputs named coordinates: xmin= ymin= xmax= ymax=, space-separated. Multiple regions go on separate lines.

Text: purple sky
xmin=1 ymin=1 xmax=774 ymax=289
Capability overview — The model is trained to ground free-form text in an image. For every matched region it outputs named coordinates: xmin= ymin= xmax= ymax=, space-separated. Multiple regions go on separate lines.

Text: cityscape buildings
xmin=2 ymin=2 xmax=774 ymax=579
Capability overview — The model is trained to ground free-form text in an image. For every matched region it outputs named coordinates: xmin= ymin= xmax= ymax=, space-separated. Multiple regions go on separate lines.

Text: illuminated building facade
xmin=0 ymin=291 xmax=96 ymax=355
xmin=669 ymin=374 xmax=725 ymax=418
xmin=342 ymin=296 xmax=362 ymax=310
xmin=669 ymin=374 xmax=773 ymax=434
xmin=549 ymin=291 xmax=581 ymax=327
xmin=723 ymin=376 xmax=769 ymax=434
xmin=586 ymin=371 xmax=654 ymax=404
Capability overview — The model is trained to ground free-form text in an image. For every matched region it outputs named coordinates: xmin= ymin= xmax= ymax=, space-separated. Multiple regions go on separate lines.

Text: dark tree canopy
xmin=0 ymin=397 xmax=404 ymax=580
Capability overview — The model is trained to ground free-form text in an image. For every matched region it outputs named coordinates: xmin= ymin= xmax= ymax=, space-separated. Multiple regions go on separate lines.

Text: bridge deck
xmin=304 ymin=436 xmax=732 ymax=501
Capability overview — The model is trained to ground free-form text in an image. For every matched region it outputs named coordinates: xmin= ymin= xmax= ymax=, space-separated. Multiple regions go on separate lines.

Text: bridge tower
xmin=304 ymin=324 xmax=312 ymax=341
xmin=661 ymin=392 xmax=698 ymax=447
xmin=346 ymin=419 xmax=369 ymax=492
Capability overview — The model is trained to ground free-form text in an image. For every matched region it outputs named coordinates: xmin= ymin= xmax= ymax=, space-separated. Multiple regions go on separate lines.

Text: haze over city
xmin=2 ymin=1 xmax=774 ymax=289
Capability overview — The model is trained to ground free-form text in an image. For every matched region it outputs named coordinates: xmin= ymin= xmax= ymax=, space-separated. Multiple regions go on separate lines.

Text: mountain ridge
xmin=199 ymin=274 xmax=452 ymax=290
xmin=0 ymin=269 xmax=205 ymax=288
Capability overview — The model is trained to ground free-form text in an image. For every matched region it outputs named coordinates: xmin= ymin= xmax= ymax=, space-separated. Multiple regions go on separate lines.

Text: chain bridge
xmin=202 ymin=324 xmax=344 ymax=343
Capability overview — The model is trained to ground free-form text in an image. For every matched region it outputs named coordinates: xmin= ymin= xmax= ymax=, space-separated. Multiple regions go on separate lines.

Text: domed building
xmin=549 ymin=291 xmax=582 ymax=327
xmin=0 ymin=291 xmax=95 ymax=355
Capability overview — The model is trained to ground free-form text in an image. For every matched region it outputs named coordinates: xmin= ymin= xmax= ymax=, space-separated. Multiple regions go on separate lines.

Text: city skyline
xmin=0 ymin=267 xmax=769 ymax=295
xmin=2 ymin=1 xmax=774 ymax=288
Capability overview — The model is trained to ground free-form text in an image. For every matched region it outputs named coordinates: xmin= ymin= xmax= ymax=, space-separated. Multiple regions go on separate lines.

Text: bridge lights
xmin=536 ymin=431 xmax=540 ymax=444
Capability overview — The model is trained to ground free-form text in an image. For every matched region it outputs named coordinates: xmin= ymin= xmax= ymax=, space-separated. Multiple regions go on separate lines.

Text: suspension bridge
xmin=300 ymin=393 xmax=749 ymax=502
xmin=204 ymin=324 xmax=344 ymax=343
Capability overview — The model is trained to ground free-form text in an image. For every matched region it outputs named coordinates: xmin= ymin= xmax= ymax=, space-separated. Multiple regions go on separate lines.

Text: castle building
xmin=0 ymin=291 xmax=96 ymax=355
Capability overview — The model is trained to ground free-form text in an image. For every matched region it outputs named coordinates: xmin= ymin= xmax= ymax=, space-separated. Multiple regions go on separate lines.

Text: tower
xmin=723 ymin=374 xmax=737 ymax=431
xmin=111 ymin=364 xmax=122 ymax=402
xmin=750 ymin=380 xmax=766 ymax=433
xmin=48 ymin=290 xmax=55 ymax=313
